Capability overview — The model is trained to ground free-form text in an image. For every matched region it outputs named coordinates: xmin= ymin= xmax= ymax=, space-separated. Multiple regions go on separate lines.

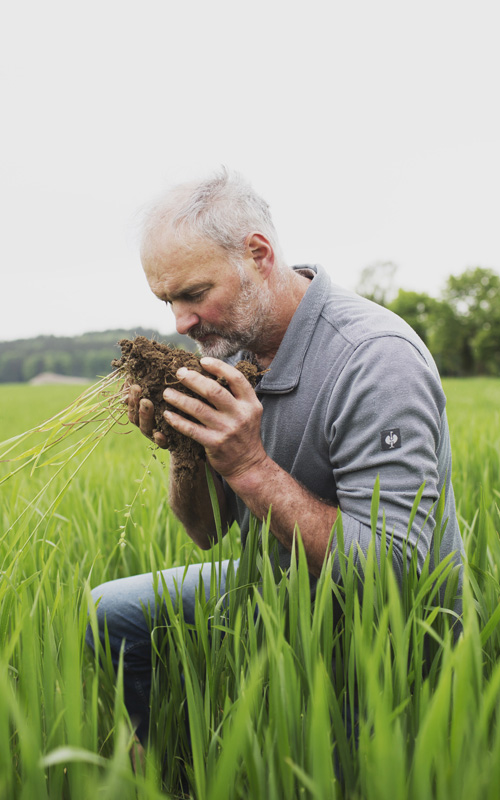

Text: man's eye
xmin=187 ymin=291 xmax=206 ymax=302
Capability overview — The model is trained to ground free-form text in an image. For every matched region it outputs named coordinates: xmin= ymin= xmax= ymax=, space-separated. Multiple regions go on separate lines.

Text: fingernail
xmin=176 ymin=367 xmax=188 ymax=378
xmin=200 ymin=357 xmax=213 ymax=365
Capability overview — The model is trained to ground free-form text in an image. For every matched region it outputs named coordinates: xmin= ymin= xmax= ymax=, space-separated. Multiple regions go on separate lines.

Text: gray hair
xmin=142 ymin=167 xmax=286 ymax=265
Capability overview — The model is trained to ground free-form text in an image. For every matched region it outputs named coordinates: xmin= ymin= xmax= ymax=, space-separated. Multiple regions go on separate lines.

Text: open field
xmin=1 ymin=378 xmax=500 ymax=799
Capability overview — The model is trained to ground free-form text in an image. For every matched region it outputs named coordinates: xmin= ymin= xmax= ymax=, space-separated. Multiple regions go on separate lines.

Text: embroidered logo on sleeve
xmin=381 ymin=428 xmax=401 ymax=451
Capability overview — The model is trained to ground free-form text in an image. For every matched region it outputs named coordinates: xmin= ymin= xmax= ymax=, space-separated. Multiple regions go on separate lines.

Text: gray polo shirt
xmin=224 ymin=264 xmax=464 ymax=589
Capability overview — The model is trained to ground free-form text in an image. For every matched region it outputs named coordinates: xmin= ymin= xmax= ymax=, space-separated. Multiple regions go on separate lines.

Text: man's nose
xmin=174 ymin=307 xmax=200 ymax=336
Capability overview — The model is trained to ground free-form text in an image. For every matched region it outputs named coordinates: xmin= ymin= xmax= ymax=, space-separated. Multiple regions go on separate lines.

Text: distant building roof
xmin=29 ymin=372 xmax=89 ymax=385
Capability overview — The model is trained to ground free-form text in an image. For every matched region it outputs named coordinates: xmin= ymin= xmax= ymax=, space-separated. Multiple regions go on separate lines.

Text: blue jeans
xmin=85 ymin=559 xmax=237 ymax=743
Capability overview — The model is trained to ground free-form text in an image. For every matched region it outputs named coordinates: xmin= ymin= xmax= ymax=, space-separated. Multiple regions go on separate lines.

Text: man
xmin=87 ymin=167 xmax=464 ymax=742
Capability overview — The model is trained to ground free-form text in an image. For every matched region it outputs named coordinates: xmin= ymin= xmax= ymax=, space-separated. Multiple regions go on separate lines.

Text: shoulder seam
xmin=319 ymin=306 xmax=430 ymax=364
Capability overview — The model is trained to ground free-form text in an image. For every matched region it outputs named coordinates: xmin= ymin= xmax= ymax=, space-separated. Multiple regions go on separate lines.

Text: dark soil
xmin=112 ymin=336 xmax=259 ymax=481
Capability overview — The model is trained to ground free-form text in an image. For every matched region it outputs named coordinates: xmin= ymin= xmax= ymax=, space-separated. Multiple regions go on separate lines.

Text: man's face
xmin=141 ymin=232 xmax=274 ymax=359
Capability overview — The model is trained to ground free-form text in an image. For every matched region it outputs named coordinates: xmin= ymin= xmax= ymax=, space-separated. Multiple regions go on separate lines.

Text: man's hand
xmin=125 ymin=381 xmax=230 ymax=547
xmin=125 ymin=384 xmax=168 ymax=448
xmin=162 ymin=357 xmax=267 ymax=481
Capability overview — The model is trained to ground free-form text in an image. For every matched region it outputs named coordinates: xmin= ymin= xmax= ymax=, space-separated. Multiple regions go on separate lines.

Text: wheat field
xmin=0 ymin=378 xmax=499 ymax=799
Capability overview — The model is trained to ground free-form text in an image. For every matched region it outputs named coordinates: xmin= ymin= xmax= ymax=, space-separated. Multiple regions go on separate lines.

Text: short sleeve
xmin=326 ymin=335 xmax=446 ymax=581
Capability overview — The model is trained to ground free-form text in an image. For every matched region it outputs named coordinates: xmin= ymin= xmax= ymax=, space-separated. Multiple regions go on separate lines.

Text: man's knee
xmin=85 ymin=575 xmax=162 ymax=653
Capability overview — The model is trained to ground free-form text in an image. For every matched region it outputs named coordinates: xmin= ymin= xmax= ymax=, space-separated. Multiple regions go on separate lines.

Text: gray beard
xmin=188 ymin=276 xmax=276 ymax=360
xmin=194 ymin=330 xmax=252 ymax=360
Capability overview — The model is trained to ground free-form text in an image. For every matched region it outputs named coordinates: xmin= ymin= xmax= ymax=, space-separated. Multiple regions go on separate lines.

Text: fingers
xmin=200 ymin=357 xmax=255 ymax=400
xmin=164 ymin=368 xmax=234 ymax=414
xmin=152 ymin=430 xmax=168 ymax=448
xmin=124 ymin=359 xmax=251 ymax=449
xmin=163 ymin=408 xmax=208 ymax=446
xmin=125 ymin=383 xmax=155 ymax=435
xmin=126 ymin=384 xmax=143 ymax=426
xmin=169 ymin=359 xmax=252 ymax=412
xmin=125 ymin=383 xmax=168 ymax=448
xmin=139 ymin=399 xmax=168 ymax=448
xmin=163 ymin=360 xmax=265 ymax=479
xmin=138 ymin=398 xmax=155 ymax=436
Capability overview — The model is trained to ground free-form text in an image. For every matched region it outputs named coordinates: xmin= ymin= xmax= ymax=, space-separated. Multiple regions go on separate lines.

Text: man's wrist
xmin=224 ymin=454 xmax=275 ymax=501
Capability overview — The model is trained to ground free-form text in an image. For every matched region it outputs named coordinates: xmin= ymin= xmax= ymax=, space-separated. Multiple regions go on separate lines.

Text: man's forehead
xmin=142 ymin=231 xmax=235 ymax=298
xmin=145 ymin=227 xmax=224 ymax=266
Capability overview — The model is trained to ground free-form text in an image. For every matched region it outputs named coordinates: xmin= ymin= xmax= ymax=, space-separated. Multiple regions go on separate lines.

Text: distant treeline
xmin=357 ymin=265 xmax=500 ymax=377
xmin=0 ymin=328 xmax=196 ymax=383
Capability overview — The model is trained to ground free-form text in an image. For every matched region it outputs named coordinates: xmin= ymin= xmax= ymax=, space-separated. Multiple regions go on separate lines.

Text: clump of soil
xmin=112 ymin=336 xmax=260 ymax=481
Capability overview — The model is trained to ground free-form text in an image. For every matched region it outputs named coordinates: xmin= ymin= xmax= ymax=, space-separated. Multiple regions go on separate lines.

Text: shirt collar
xmin=257 ymin=264 xmax=331 ymax=394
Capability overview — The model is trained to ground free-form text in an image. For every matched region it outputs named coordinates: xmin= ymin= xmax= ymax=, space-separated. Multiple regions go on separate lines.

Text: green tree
xmin=389 ymin=290 xmax=466 ymax=376
xmin=22 ymin=354 xmax=47 ymax=382
xmin=83 ymin=349 xmax=117 ymax=380
xmin=0 ymin=352 xmax=24 ymax=382
xmin=51 ymin=351 xmax=74 ymax=376
xmin=389 ymin=290 xmax=441 ymax=346
xmin=443 ymin=267 xmax=500 ymax=375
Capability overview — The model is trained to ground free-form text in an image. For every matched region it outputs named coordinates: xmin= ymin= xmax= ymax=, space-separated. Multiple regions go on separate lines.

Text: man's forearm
xmin=226 ymin=455 xmax=338 ymax=577
xmin=168 ymin=455 xmax=230 ymax=549
xmin=158 ymin=360 xmax=337 ymax=571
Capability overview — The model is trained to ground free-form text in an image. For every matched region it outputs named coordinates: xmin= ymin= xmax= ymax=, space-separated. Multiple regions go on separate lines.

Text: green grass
xmin=0 ymin=379 xmax=500 ymax=799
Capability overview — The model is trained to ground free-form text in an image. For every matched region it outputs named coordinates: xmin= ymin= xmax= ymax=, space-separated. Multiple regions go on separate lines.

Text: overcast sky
xmin=1 ymin=0 xmax=499 ymax=342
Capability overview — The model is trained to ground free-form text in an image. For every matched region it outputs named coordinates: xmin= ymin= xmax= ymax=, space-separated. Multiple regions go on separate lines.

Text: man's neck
xmin=252 ymin=269 xmax=312 ymax=368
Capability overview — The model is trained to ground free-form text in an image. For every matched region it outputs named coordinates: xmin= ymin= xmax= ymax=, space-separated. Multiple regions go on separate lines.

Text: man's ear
xmin=245 ymin=232 xmax=274 ymax=280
